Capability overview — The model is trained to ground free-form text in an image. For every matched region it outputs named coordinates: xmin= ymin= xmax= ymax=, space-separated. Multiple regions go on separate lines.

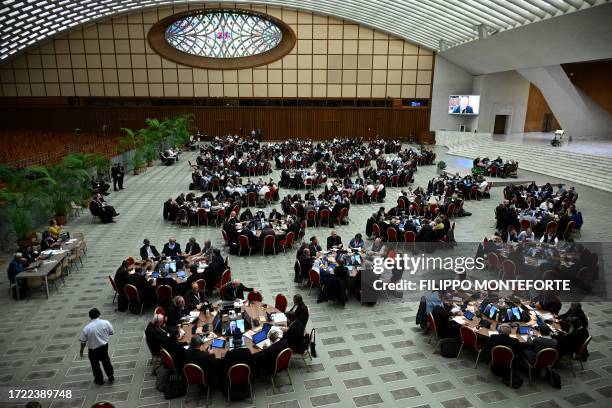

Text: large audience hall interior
xmin=1 ymin=1 xmax=611 ymax=408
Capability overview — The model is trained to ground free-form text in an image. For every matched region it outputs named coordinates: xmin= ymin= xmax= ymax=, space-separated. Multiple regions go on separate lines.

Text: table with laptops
xmin=178 ymin=299 xmax=286 ymax=358
xmin=445 ymin=292 xmax=562 ymax=343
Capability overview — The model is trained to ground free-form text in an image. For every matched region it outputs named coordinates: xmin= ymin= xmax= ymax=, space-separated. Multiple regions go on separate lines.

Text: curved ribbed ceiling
xmin=0 ymin=0 xmax=608 ymax=61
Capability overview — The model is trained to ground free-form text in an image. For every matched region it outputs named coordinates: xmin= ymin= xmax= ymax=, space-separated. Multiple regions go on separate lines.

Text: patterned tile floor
xmin=0 ymin=143 xmax=610 ymax=408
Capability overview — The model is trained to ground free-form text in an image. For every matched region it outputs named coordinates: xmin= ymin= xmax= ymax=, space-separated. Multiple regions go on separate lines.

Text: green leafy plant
xmin=437 ymin=161 xmax=447 ymax=170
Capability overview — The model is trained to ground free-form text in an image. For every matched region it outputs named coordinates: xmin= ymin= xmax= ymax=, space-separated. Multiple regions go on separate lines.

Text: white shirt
xmin=258 ymin=185 xmax=270 ymax=197
xmin=479 ymin=181 xmax=488 ymax=192
xmin=146 ymin=246 xmax=154 ymax=259
xmin=79 ymin=318 xmax=114 ymax=349
xmin=365 ymin=184 xmax=375 ymax=195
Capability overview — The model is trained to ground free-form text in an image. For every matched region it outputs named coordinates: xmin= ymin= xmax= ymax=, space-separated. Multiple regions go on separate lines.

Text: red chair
xmin=270 ymin=348 xmax=293 ymax=393
xmin=262 ymin=235 xmax=276 ymax=255
xmin=213 ymin=269 xmax=231 ymax=296
xmin=397 ymin=197 xmax=405 ymax=209
xmin=520 ymin=219 xmax=531 ymax=231
xmin=524 ymin=348 xmax=558 ymax=384
xmin=154 ymin=306 xmax=165 ymax=316
xmin=386 ymin=227 xmax=397 ymax=242
xmin=488 ymin=252 xmax=501 ymax=272
xmin=501 ymin=259 xmax=516 ymax=280
xmin=160 ymin=348 xmax=176 ymax=372
xmin=355 ymin=190 xmax=365 ymax=204
xmin=278 ymin=231 xmax=295 ymax=253
xmin=489 ymin=165 xmax=498 ymax=177
xmin=275 ymin=293 xmax=288 ymax=313
xmin=338 ymin=207 xmax=349 ymax=225
xmin=370 ymin=189 xmax=379 ymax=203
xmin=446 ymin=202 xmax=456 ymax=218
xmin=379 ymin=175 xmax=387 ymax=186
xmin=470 ymin=185 xmax=479 ymax=200
xmin=306 ymin=209 xmax=317 ymax=227
xmin=221 ymin=229 xmax=229 ymax=247
xmin=391 ymin=175 xmax=399 ymax=187
xmin=227 ymin=363 xmax=253 ymax=402
xmin=308 ymin=269 xmax=320 ymax=295
xmin=428 ymin=203 xmax=438 ymax=214
xmin=124 ymin=284 xmax=144 ymax=314
xmin=404 ymin=230 xmax=416 ymax=242
xmin=304 ymin=178 xmax=313 ymax=189
xmin=215 ymin=208 xmax=226 ymax=227
xmin=156 ymin=285 xmax=173 ymax=305
xmin=488 ymin=346 xmax=514 ymax=384
xmin=238 ymin=235 xmax=252 ymax=256
xmin=546 ymin=221 xmax=558 ymax=236
xmin=290 ymin=207 xmax=298 ymax=216
xmin=196 ymin=278 xmax=206 ymax=292
xmin=91 ymin=403 xmax=115 ymax=408
xmin=247 ymin=191 xmax=257 ymax=207
xmin=372 ymin=223 xmax=381 ymax=238
xmin=211 ymin=178 xmax=220 ymax=191
xmin=319 ymin=209 xmax=331 ymax=227
xmin=197 ymin=208 xmax=207 ymax=226
xmin=264 ymin=191 xmax=272 ymax=205
xmin=458 ymin=326 xmax=484 ymax=368
xmin=108 ymin=275 xmax=118 ymax=304
xmin=247 ymin=291 xmax=263 ymax=302
xmin=183 ymin=363 xmax=211 ymax=405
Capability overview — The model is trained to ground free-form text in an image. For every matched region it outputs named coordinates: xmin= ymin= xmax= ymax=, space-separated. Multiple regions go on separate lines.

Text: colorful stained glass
xmin=165 ymin=10 xmax=282 ymax=58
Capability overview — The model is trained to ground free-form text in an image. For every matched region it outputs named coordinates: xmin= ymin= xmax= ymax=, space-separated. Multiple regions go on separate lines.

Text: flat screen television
xmin=448 ymin=95 xmax=480 ymax=115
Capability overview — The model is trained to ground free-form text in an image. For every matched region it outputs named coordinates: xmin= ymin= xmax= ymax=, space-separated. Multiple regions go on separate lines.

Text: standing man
xmin=79 ymin=308 xmax=115 ymax=385
xmin=111 ymin=163 xmax=125 ymax=191
xmin=117 ymin=163 xmax=125 ymax=190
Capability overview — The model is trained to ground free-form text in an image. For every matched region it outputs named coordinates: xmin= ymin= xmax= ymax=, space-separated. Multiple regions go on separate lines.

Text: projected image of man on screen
xmin=452 ymin=96 xmax=474 ymax=114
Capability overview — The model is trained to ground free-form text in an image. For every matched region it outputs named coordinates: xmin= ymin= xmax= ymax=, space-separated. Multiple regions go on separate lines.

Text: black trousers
xmin=112 ymin=177 xmax=119 ymax=191
xmin=88 ymin=344 xmax=114 ymax=382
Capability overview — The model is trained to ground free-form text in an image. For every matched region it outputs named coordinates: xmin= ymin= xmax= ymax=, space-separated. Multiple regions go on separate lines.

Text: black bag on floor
xmin=164 ymin=375 xmax=186 ymax=399
xmin=440 ymin=339 xmax=459 ymax=358
xmin=155 ymin=366 xmax=171 ymax=392
xmin=502 ymin=373 xmax=523 ymax=389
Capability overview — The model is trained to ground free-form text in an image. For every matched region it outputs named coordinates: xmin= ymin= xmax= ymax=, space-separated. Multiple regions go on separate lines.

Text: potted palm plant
xmin=436 ymin=161 xmax=447 ymax=174
xmin=132 ymin=150 xmax=145 ymax=175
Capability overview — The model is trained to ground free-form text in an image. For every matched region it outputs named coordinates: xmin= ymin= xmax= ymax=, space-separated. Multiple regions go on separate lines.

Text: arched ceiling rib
xmin=0 ymin=0 xmax=607 ymax=62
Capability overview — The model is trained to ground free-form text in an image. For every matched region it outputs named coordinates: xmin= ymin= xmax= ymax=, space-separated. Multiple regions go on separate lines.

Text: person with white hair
xmin=144 ymin=313 xmax=172 ymax=357
xmin=221 ymin=278 xmax=257 ymax=301
xmin=260 ymin=326 xmax=289 ymax=375
xmin=8 ymin=252 xmax=28 ymax=299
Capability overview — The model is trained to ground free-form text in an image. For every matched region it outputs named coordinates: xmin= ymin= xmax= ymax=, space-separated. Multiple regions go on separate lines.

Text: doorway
xmin=493 ymin=115 xmax=508 ymax=134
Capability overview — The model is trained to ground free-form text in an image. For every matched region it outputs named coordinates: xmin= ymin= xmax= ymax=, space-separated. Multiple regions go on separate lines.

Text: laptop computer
xmin=252 ymin=329 xmax=270 ymax=349
xmin=518 ymin=326 xmax=531 ymax=335
xmin=211 ymin=338 xmax=225 ymax=348
xmin=463 ymin=310 xmax=475 ymax=320
xmin=176 ymin=270 xmax=186 ymax=279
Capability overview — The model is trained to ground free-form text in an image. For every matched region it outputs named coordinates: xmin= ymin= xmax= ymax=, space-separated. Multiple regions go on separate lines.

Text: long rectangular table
xmin=15 ymin=238 xmax=81 ymax=299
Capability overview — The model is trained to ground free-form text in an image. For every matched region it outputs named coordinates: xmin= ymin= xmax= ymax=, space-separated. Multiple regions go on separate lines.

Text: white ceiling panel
xmin=0 ymin=0 xmax=608 ymax=61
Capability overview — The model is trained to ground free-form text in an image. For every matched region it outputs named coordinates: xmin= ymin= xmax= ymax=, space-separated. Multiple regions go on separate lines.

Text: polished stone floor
xmin=0 ymin=143 xmax=611 ymax=408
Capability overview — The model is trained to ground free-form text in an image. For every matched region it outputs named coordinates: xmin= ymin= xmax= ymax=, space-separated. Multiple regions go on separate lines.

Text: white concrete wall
xmin=430 ymin=56 xmax=475 ymax=132
xmin=518 ymin=65 xmax=612 ymax=140
xmin=473 ymin=71 xmax=530 ymax=134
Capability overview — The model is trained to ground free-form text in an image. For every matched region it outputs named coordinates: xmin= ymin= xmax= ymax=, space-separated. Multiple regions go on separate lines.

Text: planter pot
xmin=133 ymin=167 xmax=141 ymax=175
xmin=55 ymin=214 xmax=68 ymax=225
xmin=17 ymin=238 xmax=33 ymax=249
xmin=147 ymin=160 xmax=154 ymax=167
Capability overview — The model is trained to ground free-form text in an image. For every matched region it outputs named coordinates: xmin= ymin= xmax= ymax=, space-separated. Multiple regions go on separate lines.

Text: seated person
xmin=348 ymin=233 xmax=365 ymax=249
xmin=281 ymin=311 xmax=306 ymax=352
xmin=126 ymin=267 xmax=153 ymax=304
xmin=40 ymin=230 xmax=60 ymax=251
xmin=326 ymin=231 xmax=342 ymax=249
xmin=184 ymin=282 xmax=208 ymax=311
xmin=144 ymin=314 xmax=173 ymax=356
xmin=260 ymin=329 xmax=289 ymax=375
xmin=289 ymin=294 xmax=309 ymax=327
xmin=221 ymin=279 xmax=256 ymax=301
xmin=162 ymin=237 xmax=182 ymax=259
xmin=522 ymin=333 xmax=557 ymax=364
xmin=299 ymin=248 xmax=314 ymax=281
xmin=308 ymin=236 xmax=322 ymax=253
xmin=185 ymin=336 xmax=217 ymax=383
xmin=556 ymin=317 xmax=590 ymax=357
xmin=557 ymin=302 xmax=588 ymax=331
xmin=183 ymin=237 xmax=201 ymax=258
xmin=165 ymin=296 xmax=189 ymax=328
xmin=48 ymin=219 xmax=62 ymax=239
xmin=485 ymin=323 xmax=520 ymax=362
xmin=140 ymin=238 xmax=160 ymax=260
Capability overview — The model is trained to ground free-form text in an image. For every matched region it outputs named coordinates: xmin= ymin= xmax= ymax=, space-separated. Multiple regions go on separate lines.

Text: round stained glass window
xmin=148 ymin=9 xmax=295 ymax=69
xmin=166 ymin=11 xmax=282 ymax=58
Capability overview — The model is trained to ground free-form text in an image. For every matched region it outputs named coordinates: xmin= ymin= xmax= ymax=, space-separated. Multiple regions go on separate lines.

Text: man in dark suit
xmin=144 ymin=314 xmax=173 ymax=356
xmin=203 ymin=260 xmax=224 ymax=296
xmin=326 ymin=231 xmax=342 ymax=249
xmin=221 ymin=279 xmax=256 ymax=301
xmin=185 ymin=282 xmax=208 ymax=311
xmin=308 ymin=236 xmax=322 ymax=253
xmin=162 ymin=237 xmax=181 ymax=258
xmin=185 ymin=336 xmax=218 ymax=383
xmin=184 ymin=237 xmax=201 ymax=257
xmin=186 ymin=264 xmax=206 ymax=286
xmin=165 ymin=296 xmax=189 ymax=328
xmin=113 ymin=260 xmax=131 ymax=311
xmin=485 ymin=323 xmax=520 ymax=361
xmin=282 ymin=311 xmax=305 ymax=352
xmin=126 ymin=268 xmax=153 ymax=303
xmin=260 ymin=330 xmax=289 ymax=375
xmin=155 ymin=272 xmax=177 ymax=298
xmin=299 ymin=248 xmax=314 ymax=281
xmin=333 ymin=257 xmax=349 ymax=287
xmin=140 ymin=239 xmax=160 ymax=261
